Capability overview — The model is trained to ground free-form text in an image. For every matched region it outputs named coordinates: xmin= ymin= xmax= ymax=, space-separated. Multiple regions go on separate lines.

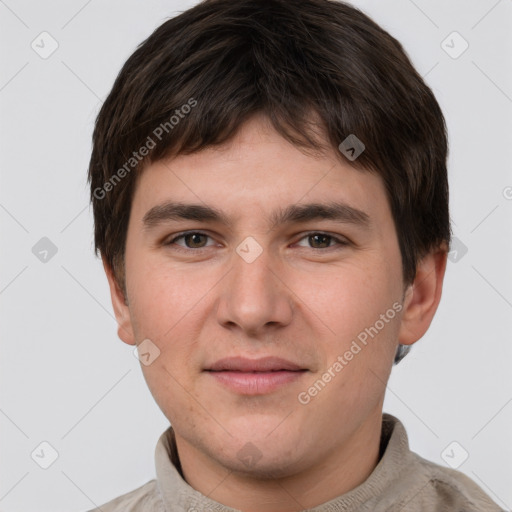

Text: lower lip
xmin=206 ymin=370 xmax=307 ymax=395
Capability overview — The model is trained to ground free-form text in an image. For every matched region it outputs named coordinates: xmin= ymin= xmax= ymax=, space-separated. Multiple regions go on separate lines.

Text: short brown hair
xmin=88 ymin=0 xmax=451 ymax=344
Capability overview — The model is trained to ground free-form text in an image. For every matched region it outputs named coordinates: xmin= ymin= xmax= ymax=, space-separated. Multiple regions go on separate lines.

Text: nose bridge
xmin=216 ymin=237 xmax=292 ymax=333
xmin=233 ymin=239 xmax=273 ymax=295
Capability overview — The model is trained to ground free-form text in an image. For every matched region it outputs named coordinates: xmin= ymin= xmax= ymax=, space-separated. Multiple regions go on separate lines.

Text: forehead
xmin=131 ymin=116 xmax=390 ymax=226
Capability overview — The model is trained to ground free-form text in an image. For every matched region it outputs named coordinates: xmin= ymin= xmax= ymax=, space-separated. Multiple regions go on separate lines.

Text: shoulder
xmin=403 ymin=451 xmax=504 ymax=512
xmin=377 ymin=415 xmax=503 ymax=512
xmin=85 ymin=479 xmax=165 ymax=512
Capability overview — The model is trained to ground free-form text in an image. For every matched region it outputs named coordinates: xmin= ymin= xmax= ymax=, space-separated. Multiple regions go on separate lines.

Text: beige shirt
xmin=90 ymin=413 xmax=503 ymax=511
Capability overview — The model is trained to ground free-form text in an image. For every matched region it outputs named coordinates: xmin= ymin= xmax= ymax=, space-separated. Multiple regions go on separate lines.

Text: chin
xmin=209 ymin=427 xmax=308 ymax=477
xmin=219 ymin=446 xmax=306 ymax=481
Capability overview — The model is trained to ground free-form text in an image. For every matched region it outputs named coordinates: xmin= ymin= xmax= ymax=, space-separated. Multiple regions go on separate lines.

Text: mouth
xmin=204 ymin=356 xmax=308 ymax=395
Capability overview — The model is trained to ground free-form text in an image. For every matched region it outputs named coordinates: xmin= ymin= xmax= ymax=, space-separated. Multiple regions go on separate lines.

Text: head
xmin=89 ymin=0 xmax=450 ymax=484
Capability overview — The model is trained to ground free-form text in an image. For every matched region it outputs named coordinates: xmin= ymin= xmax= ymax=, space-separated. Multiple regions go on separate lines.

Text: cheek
xmin=295 ymin=262 xmax=402 ymax=397
xmin=125 ymin=257 xmax=209 ymax=385
xmin=295 ymin=262 xmax=399 ymax=336
xmin=128 ymin=283 xmax=200 ymax=421
xmin=126 ymin=255 xmax=204 ymax=339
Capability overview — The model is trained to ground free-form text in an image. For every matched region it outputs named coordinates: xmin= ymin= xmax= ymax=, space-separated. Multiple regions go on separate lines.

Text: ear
xmin=102 ymin=258 xmax=136 ymax=346
xmin=398 ymin=244 xmax=448 ymax=346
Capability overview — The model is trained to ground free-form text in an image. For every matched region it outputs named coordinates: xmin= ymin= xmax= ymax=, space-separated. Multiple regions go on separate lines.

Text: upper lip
xmin=206 ymin=356 xmax=306 ymax=372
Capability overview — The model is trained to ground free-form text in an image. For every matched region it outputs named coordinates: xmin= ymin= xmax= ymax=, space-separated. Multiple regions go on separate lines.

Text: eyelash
xmin=164 ymin=231 xmax=350 ymax=253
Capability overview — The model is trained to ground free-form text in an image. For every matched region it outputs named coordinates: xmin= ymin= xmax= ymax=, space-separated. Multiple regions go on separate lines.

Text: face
xmin=107 ymin=115 xmax=438 ymax=481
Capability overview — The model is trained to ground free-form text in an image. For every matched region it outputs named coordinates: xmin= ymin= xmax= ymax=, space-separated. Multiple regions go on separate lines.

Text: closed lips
xmin=206 ymin=356 xmax=306 ymax=372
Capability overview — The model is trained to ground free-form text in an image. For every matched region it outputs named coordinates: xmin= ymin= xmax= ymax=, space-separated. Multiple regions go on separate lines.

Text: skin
xmin=105 ymin=114 xmax=447 ymax=512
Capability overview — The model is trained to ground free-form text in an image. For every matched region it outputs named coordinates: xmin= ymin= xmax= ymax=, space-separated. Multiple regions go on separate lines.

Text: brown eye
xmin=182 ymin=233 xmax=208 ymax=248
xmin=167 ymin=231 xmax=213 ymax=250
xmin=308 ymin=234 xmax=332 ymax=249
xmin=295 ymin=232 xmax=348 ymax=249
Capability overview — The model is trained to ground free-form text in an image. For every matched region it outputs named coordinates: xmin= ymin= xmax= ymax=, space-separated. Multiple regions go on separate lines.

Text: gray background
xmin=0 ymin=0 xmax=511 ymax=510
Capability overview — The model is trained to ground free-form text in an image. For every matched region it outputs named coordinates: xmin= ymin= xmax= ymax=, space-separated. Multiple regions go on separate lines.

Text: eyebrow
xmin=268 ymin=202 xmax=370 ymax=230
xmin=142 ymin=201 xmax=371 ymax=231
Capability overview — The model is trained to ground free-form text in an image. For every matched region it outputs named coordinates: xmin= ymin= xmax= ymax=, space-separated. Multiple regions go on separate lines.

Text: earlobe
xmin=102 ymin=258 xmax=136 ymax=346
xmin=398 ymin=245 xmax=448 ymax=346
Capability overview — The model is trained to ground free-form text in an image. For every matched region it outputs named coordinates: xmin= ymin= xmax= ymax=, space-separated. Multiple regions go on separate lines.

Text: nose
xmin=215 ymin=241 xmax=294 ymax=337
